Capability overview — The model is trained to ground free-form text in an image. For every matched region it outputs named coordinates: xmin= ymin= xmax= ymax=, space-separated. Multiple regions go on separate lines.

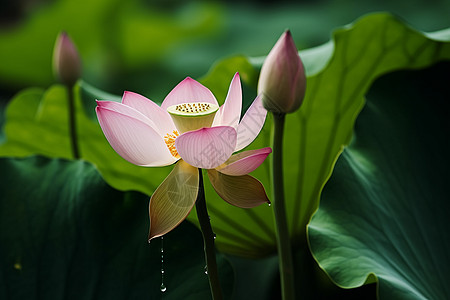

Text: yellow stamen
xmin=164 ymin=130 xmax=180 ymax=158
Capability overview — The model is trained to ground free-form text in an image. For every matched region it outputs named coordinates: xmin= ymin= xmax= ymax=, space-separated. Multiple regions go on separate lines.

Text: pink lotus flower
xmin=96 ymin=73 xmax=271 ymax=240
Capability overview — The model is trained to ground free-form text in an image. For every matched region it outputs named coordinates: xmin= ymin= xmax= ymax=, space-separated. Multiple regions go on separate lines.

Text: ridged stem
xmin=66 ymin=84 xmax=80 ymax=159
xmin=195 ymin=169 xmax=223 ymax=300
xmin=272 ymin=112 xmax=295 ymax=300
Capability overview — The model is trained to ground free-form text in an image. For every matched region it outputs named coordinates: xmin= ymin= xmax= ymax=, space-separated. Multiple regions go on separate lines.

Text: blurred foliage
xmin=308 ymin=62 xmax=450 ymax=300
xmin=0 ymin=0 xmax=222 ymax=96
xmin=0 ymin=0 xmax=449 ymax=99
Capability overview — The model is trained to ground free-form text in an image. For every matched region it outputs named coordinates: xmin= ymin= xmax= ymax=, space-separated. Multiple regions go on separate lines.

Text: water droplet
xmin=213 ymin=233 xmax=216 ymax=240
xmin=204 ymin=265 xmax=208 ymax=275
xmin=148 ymin=239 xmax=151 ymax=244
xmin=268 ymin=203 xmax=271 ymax=207
xmin=160 ymin=236 xmax=166 ymax=293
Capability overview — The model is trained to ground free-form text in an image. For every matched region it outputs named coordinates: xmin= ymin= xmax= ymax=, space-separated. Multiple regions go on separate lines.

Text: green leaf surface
xmin=308 ymin=62 xmax=450 ymax=299
xmin=0 ymin=156 xmax=233 ymax=299
xmin=1 ymin=13 xmax=449 ymax=258
xmin=191 ymin=13 xmax=450 ymax=257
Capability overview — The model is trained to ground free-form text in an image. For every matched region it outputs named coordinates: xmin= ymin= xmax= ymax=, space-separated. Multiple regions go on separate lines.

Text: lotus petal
xmin=122 ymin=91 xmax=177 ymax=137
xmin=96 ymin=100 xmax=158 ymax=130
xmin=235 ymin=95 xmax=267 ymax=151
xmin=213 ymin=73 xmax=242 ymax=129
xmin=175 ymin=126 xmax=237 ymax=169
xmin=149 ymin=160 xmax=199 ymax=240
xmin=96 ymin=105 xmax=176 ymax=166
xmin=207 ymin=169 xmax=270 ymax=208
xmin=161 ymin=77 xmax=218 ymax=111
xmin=216 ymin=147 xmax=272 ymax=176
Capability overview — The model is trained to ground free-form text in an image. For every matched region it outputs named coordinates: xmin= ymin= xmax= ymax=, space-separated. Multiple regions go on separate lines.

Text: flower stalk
xmin=259 ymin=29 xmax=306 ymax=299
xmin=53 ymin=32 xmax=82 ymax=159
xmin=66 ymin=85 xmax=80 ymax=159
xmin=195 ymin=168 xmax=223 ymax=300
xmin=272 ymin=112 xmax=295 ymax=300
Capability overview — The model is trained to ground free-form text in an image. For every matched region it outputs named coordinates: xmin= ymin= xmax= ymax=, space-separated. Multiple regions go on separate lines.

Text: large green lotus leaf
xmin=1 ymin=14 xmax=450 ymax=258
xmin=0 ymin=156 xmax=233 ymax=299
xmin=308 ymin=62 xmax=450 ymax=299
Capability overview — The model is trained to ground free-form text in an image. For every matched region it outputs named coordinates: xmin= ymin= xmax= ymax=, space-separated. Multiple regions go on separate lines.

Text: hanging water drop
xmin=213 ymin=233 xmax=216 ymax=240
xmin=268 ymin=203 xmax=271 ymax=207
xmin=160 ymin=236 xmax=166 ymax=293
xmin=204 ymin=265 xmax=208 ymax=275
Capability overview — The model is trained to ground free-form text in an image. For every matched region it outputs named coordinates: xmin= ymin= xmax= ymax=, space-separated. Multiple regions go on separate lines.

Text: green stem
xmin=66 ymin=84 xmax=80 ymax=159
xmin=272 ymin=112 xmax=296 ymax=300
xmin=195 ymin=169 xmax=223 ymax=300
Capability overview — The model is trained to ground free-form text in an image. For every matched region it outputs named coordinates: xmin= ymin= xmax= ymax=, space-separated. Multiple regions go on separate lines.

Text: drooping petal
xmin=149 ymin=160 xmax=199 ymax=240
xmin=175 ymin=126 xmax=237 ymax=169
xmin=161 ymin=77 xmax=218 ymax=111
xmin=235 ymin=95 xmax=267 ymax=151
xmin=96 ymin=105 xmax=177 ymax=166
xmin=207 ymin=169 xmax=270 ymax=208
xmin=122 ymin=91 xmax=176 ymax=137
xmin=212 ymin=72 xmax=242 ymax=128
xmin=216 ymin=147 xmax=272 ymax=176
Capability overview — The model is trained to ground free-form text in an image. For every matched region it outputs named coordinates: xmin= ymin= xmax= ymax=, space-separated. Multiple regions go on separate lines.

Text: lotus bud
xmin=258 ymin=30 xmax=306 ymax=114
xmin=53 ymin=31 xmax=82 ymax=87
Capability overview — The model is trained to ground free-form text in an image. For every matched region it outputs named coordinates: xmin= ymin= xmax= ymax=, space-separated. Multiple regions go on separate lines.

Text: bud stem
xmin=271 ymin=112 xmax=296 ymax=300
xmin=67 ymin=84 xmax=80 ymax=159
xmin=195 ymin=168 xmax=223 ymax=300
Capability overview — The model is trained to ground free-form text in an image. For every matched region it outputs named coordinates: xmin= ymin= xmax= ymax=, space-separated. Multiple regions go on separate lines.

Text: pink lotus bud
xmin=53 ymin=32 xmax=82 ymax=87
xmin=258 ymin=30 xmax=306 ymax=114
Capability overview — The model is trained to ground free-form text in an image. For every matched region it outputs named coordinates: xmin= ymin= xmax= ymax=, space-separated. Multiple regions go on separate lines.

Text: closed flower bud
xmin=53 ymin=32 xmax=82 ymax=87
xmin=258 ymin=30 xmax=306 ymax=114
